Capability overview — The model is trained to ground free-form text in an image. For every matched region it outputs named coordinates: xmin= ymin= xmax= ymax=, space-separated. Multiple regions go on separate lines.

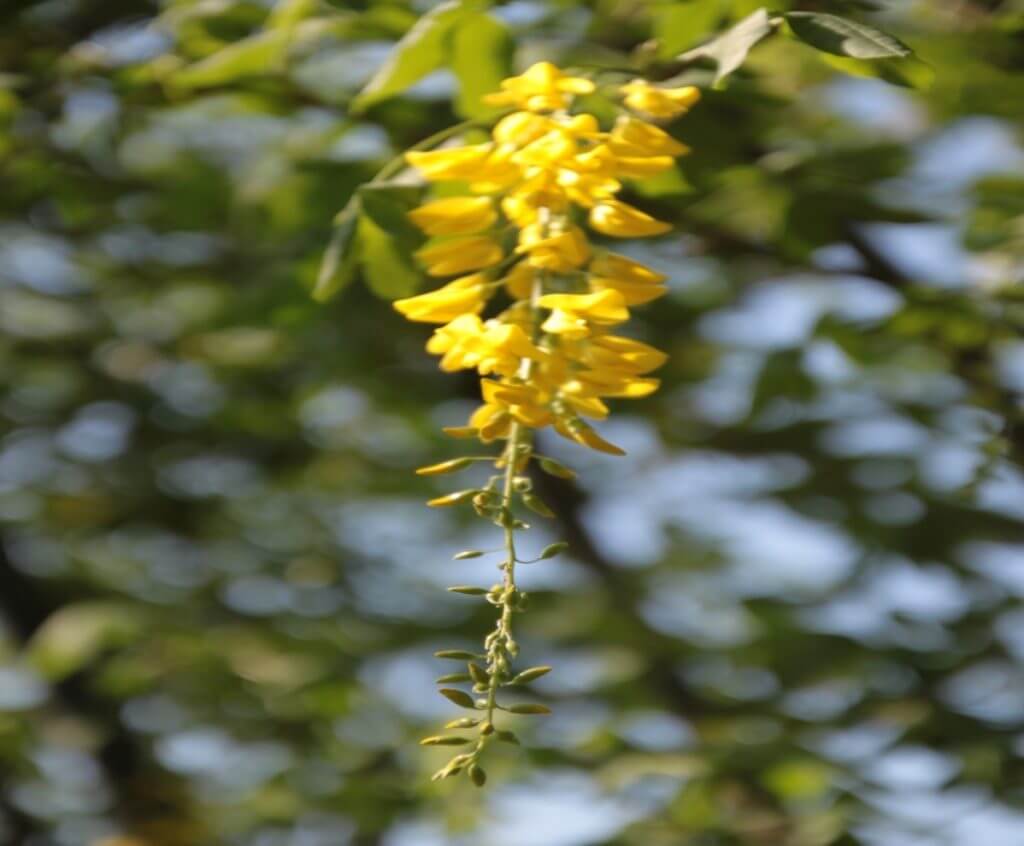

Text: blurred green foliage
xmin=1 ymin=1 xmax=1023 ymax=845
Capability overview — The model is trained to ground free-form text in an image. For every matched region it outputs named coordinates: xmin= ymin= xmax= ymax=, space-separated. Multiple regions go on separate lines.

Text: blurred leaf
xmin=763 ymin=759 xmax=833 ymax=801
xmin=314 ymin=198 xmax=361 ymax=302
xmin=358 ymin=183 xmax=424 ymax=244
xmin=677 ymin=8 xmax=774 ymax=85
xmin=653 ymin=0 xmax=726 ymax=57
xmin=630 ymin=164 xmax=694 ymax=198
xmin=357 ymin=183 xmax=425 ymax=299
xmin=351 ymin=1 xmax=467 ymax=113
xmin=818 ymin=52 xmax=934 ymax=89
xmin=172 ymin=30 xmax=289 ymax=90
xmin=29 ymin=602 xmax=142 ymax=681
xmin=750 ymin=349 xmax=815 ymax=415
xmin=266 ymin=0 xmax=318 ymax=30
xmin=358 ymin=214 xmax=422 ymax=300
xmin=785 ymin=12 xmax=912 ymax=59
xmin=451 ymin=12 xmax=514 ymax=118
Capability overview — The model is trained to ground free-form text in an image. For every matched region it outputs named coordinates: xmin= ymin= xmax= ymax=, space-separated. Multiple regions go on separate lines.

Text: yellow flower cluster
xmin=395 ymin=63 xmax=699 ymax=786
xmin=395 ymin=62 xmax=699 ymax=455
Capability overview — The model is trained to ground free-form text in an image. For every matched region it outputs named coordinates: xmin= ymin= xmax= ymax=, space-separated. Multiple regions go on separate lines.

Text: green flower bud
xmin=538 ymin=457 xmax=576 ymax=480
xmin=510 ymin=666 xmax=552 ymax=685
xmin=522 ymin=493 xmax=555 ymax=518
xmin=538 ymin=541 xmax=569 ymax=560
xmin=420 ymin=735 xmax=472 ymax=746
xmin=469 ymin=764 xmax=487 ymax=787
xmin=507 ymin=703 xmax=551 ymax=715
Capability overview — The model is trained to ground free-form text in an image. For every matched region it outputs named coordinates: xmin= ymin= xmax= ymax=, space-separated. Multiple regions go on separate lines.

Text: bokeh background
xmin=2 ymin=1 xmax=1024 ymax=844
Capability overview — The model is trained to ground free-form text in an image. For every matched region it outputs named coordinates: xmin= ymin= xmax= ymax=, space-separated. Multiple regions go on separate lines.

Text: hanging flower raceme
xmin=392 ymin=62 xmax=699 ymax=786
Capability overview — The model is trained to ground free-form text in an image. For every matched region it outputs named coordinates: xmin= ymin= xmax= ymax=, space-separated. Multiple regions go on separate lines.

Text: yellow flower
xmin=620 ymin=80 xmax=701 ymax=120
xmin=586 ymin=335 xmax=668 ymax=373
xmin=554 ymin=416 xmax=626 ymax=455
xmin=481 ymin=379 xmax=552 ymax=426
xmin=504 ymin=262 xmax=535 ymax=300
xmin=476 ymin=322 xmax=546 ymax=377
xmin=406 ymin=144 xmax=493 ymax=181
xmin=483 ymin=61 xmax=595 ymax=112
xmin=516 ymin=225 xmax=590 ymax=271
xmin=416 ymin=235 xmax=503 ymax=277
xmin=540 ymin=308 xmax=590 ymax=340
xmin=612 ymin=155 xmax=675 ymax=179
xmin=393 ymin=274 xmax=489 ymax=323
xmin=589 ymin=253 xmax=668 ymax=305
xmin=538 ymin=290 xmax=630 ymax=328
xmin=609 ymin=116 xmax=689 ymax=158
xmin=408 ymin=197 xmax=497 ymax=236
xmin=590 ymin=252 xmax=666 ymax=284
xmin=492 ymin=112 xmax=554 ymax=146
xmin=469 ymin=401 xmax=512 ymax=441
xmin=589 ymin=200 xmax=671 ymax=238
xmin=394 ymin=67 xmax=698 ymax=457
xmin=426 ymin=313 xmax=486 ymax=371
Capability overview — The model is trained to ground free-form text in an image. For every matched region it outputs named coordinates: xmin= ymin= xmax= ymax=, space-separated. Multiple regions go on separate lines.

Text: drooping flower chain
xmin=394 ymin=63 xmax=699 ymax=786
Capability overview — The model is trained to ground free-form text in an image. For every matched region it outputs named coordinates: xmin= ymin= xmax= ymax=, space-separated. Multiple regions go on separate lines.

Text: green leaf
xmin=351 ymin=1 xmax=467 ymax=113
xmin=172 ymin=30 xmax=290 ymax=90
xmin=447 ymin=585 xmax=488 ymax=595
xmin=435 ymin=649 xmax=483 ymax=661
xmin=313 ymin=198 xmax=361 ymax=303
xmin=678 ymin=8 xmax=774 ymax=85
xmin=785 ymin=12 xmax=912 ymax=59
xmin=453 ymin=550 xmax=485 ymax=560
xmin=358 ymin=184 xmax=424 ymax=235
xmin=653 ymin=0 xmax=726 ymax=57
xmin=451 ymin=12 xmax=514 ymax=118
xmin=356 ymin=184 xmax=425 ymax=299
xmin=439 ymin=688 xmax=477 ymax=708
xmin=420 ymin=735 xmax=472 ymax=746
xmin=29 ymin=602 xmax=142 ymax=681
xmin=817 ymin=52 xmax=933 ymax=90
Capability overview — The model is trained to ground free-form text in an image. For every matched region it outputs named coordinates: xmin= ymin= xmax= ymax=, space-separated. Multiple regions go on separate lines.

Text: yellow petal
xmin=415 ymin=236 xmax=503 ymax=277
xmin=406 ymin=144 xmax=493 ymax=180
xmin=541 ymin=308 xmax=590 ymax=339
xmin=609 ymin=116 xmax=689 ymax=157
xmin=589 ymin=200 xmax=670 ymax=238
xmin=492 ymin=111 xmax=553 ymax=146
xmin=591 ymin=278 xmax=668 ymax=305
xmin=537 ymin=289 xmax=629 ymax=324
xmin=621 ymin=80 xmax=701 ymax=119
xmin=408 ymin=197 xmax=496 ymax=236
xmin=393 ymin=275 xmax=488 ymax=323
xmin=590 ymin=253 xmax=666 ymax=285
